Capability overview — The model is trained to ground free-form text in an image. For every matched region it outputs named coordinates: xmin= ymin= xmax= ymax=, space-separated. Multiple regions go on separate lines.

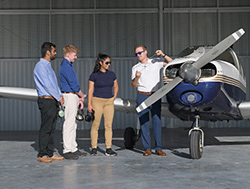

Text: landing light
xmin=181 ymin=92 xmax=202 ymax=105
xmin=187 ymin=93 xmax=196 ymax=102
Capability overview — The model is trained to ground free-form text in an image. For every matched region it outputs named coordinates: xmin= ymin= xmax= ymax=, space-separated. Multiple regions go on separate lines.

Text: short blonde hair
xmin=63 ymin=45 xmax=80 ymax=57
xmin=134 ymin=45 xmax=147 ymax=52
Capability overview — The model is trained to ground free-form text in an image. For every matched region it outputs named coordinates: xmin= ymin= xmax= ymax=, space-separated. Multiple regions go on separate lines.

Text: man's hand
xmin=155 ymin=50 xmax=165 ymax=57
xmin=59 ymin=96 xmax=64 ymax=105
xmin=78 ymin=100 xmax=84 ymax=109
xmin=136 ymin=70 xmax=141 ymax=78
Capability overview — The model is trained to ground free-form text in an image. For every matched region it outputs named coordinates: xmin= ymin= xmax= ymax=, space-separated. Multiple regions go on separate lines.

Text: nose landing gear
xmin=189 ymin=115 xmax=204 ymax=159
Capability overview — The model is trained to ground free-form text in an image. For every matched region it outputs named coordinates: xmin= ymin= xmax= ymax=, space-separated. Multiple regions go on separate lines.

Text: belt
xmin=39 ymin=95 xmax=55 ymax=99
xmin=138 ymin=91 xmax=153 ymax=95
xmin=62 ymin=92 xmax=76 ymax=94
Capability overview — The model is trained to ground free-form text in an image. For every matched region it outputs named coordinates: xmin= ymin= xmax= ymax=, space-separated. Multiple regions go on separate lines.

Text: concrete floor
xmin=1 ymin=128 xmax=250 ymax=189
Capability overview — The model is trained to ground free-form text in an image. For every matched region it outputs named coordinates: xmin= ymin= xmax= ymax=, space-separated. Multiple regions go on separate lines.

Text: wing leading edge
xmin=0 ymin=86 xmax=177 ymax=118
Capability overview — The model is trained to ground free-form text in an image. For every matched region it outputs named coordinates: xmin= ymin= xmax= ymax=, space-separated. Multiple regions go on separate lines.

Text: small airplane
xmin=0 ymin=28 xmax=248 ymax=159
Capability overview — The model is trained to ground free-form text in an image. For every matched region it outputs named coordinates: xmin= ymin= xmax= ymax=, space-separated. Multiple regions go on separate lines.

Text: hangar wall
xmin=0 ymin=0 xmax=250 ymax=130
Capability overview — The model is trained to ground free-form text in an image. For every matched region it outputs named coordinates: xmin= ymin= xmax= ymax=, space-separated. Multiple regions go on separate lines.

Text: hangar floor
xmin=1 ymin=127 xmax=250 ymax=189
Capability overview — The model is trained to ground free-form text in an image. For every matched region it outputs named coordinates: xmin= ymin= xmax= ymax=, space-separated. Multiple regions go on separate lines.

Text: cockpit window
xmin=177 ymin=46 xmax=200 ymax=58
xmin=215 ymin=48 xmax=236 ymax=66
xmin=176 ymin=46 xmax=245 ymax=79
xmin=214 ymin=48 xmax=244 ymax=78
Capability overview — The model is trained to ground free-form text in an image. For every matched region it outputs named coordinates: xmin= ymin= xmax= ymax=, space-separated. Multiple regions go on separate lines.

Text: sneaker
xmin=37 ymin=155 xmax=52 ymax=163
xmin=50 ymin=154 xmax=64 ymax=160
xmin=105 ymin=148 xmax=117 ymax=156
xmin=90 ymin=148 xmax=97 ymax=156
xmin=73 ymin=150 xmax=87 ymax=156
xmin=63 ymin=152 xmax=79 ymax=160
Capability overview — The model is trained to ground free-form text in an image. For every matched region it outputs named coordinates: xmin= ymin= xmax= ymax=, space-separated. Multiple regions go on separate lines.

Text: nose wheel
xmin=188 ymin=115 xmax=204 ymax=159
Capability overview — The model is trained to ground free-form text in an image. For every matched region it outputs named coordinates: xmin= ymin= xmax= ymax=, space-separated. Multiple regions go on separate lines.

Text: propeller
xmin=136 ymin=28 xmax=245 ymax=113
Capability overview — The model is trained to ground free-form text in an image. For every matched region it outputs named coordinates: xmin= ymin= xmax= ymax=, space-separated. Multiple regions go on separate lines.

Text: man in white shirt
xmin=131 ymin=45 xmax=172 ymax=156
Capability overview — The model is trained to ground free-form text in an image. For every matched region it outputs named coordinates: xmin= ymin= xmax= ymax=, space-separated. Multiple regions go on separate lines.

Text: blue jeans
xmin=136 ymin=93 xmax=162 ymax=151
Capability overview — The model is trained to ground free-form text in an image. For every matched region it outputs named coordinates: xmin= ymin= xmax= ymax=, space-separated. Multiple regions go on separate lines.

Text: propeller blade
xmin=136 ymin=28 xmax=245 ymax=114
xmin=136 ymin=76 xmax=183 ymax=113
xmin=193 ymin=28 xmax=245 ymax=69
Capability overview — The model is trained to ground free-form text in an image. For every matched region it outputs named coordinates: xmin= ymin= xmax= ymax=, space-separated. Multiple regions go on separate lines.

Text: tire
xmin=124 ymin=127 xmax=135 ymax=149
xmin=189 ymin=130 xmax=203 ymax=159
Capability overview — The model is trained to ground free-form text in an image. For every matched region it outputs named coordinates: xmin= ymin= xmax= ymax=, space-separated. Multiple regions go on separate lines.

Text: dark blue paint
xmin=166 ymin=81 xmax=246 ymax=121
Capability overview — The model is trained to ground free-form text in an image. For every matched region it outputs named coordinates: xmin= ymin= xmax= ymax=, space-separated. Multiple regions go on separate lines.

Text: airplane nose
xmin=179 ymin=62 xmax=201 ymax=85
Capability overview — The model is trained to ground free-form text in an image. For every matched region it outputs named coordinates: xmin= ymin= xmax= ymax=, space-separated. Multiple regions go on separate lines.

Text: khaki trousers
xmin=91 ymin=97 xmax=114 ymax=149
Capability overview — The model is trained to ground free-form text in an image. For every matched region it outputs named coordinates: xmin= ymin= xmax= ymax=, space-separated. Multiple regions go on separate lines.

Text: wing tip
xmin=239 ymin=28 xmax=245 ymax=35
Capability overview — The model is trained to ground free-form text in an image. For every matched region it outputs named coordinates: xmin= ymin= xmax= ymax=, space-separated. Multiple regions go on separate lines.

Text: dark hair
xmin=93 ymin=53 xmax=110 ymax=73
xmin=41 ymin=42 xmax=56 ymax=58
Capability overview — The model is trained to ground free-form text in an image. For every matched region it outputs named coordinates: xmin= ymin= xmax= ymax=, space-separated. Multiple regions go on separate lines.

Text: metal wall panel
xmin=219 ymin=0 xmax=250 ymax=7
xmin=52 ymin=0 xmax=94 ymax=9
xmin=0 ymin=0 xmax=250 ymax=130
xmin=0 ymin=0 xmax=50 ymax=9
xmin=96 ymin=0 xmax=158 ymax=8
xmin=170 ymin=13 xmax=190 ymax=56
xmin=0 ymin=58 xmax=138 ymax=131
xmin=0 ymin=15 xmax=49 ymax=58
xmin=51 ymin=14 xmax=95 ymax=58
xmin=1 ymin=56 xmax=250 ymax=130
xmin=191 ymin=13 xmax=218 ymax=46
xmin=95 ymin=13 xmax=159 ymax=58
xmin=220 ymin=12 xmax=250 ymax=56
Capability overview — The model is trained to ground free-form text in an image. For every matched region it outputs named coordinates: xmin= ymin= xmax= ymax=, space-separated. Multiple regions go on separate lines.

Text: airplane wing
xmin=0 ymin=86 xmax=38 ymax=101
xmin=0 ymin=86 xmax=177 ymax=118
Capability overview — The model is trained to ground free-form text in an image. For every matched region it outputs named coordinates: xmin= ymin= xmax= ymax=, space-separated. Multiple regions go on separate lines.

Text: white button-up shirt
xmin=132 ymin=58 xmax=164 ymax=92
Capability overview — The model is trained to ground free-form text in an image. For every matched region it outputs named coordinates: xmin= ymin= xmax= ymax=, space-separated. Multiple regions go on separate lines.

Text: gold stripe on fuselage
xmin=163 ymin=74 xmax=246 ymax=93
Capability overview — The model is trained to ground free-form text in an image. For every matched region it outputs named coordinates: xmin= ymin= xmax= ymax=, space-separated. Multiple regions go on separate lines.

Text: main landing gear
xmin=124 ymin=118 xmax=141 ymax=149
xmin=189 ymin=115 xmax=204 ymax=159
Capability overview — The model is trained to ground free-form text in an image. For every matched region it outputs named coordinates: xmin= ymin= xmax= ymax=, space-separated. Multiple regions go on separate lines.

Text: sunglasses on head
xmin=135 ymin=51 xmax=144 ymax=56
xmin=105 ymin=61 xmax=111 ymax=65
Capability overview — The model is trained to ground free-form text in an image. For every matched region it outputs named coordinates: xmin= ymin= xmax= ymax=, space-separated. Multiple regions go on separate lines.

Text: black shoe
xmin=105 ymin=148 xmax=117 ymax=156
xmin=63 ymin=152 xmax=79 ymax=160
xmin=73 ymin=150 xmax=87 ymax=156
xmin=90 ymin=148 xmax=97 ymax=156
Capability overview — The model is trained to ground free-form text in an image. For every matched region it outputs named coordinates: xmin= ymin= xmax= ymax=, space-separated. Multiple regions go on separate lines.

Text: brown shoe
xmin=37 ymin=155 xmax=52 ymax=163
xmin=143 ymin=149 xmax=152 ymax=156
xmin=155 ymin=149 xmax=166 ymax=156
xmin=51 ymin=154 xmax=64 ymax=160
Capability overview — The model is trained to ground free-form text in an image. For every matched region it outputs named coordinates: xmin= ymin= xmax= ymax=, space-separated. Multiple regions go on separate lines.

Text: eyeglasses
xmin=135 ymin=51 xmax=144 ymax=56
xmin=105 ymin=62 xmax=111 ymax=65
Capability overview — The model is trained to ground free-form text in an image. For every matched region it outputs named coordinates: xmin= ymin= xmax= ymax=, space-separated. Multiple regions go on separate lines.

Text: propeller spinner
xmin=136 ymin=28 xmax=245 ymax=113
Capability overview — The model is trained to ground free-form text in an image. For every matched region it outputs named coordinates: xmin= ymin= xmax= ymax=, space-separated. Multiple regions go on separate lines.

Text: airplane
xmin=0 ymin=28 xmax=248 ymax=159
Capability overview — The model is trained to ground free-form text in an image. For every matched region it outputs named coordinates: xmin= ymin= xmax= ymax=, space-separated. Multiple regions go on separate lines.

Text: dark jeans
xmin=37 ymin=98 xmax=58 ymax=157
xmin=136 ymin=93 xmax=162 ymax=151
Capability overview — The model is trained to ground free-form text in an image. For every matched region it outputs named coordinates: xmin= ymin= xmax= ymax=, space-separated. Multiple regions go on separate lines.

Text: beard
xmin=50 ymin=54 xmax=56 ymax=61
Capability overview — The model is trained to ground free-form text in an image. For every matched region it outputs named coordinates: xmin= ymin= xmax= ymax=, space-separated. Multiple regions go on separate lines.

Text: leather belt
xmin=62 ymin=92 xmax=76 ymax=94
xmin=138 ymin=91 xmax=153 ymax=95
xmin=39 ymin=95 xmax=55 ymax=99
